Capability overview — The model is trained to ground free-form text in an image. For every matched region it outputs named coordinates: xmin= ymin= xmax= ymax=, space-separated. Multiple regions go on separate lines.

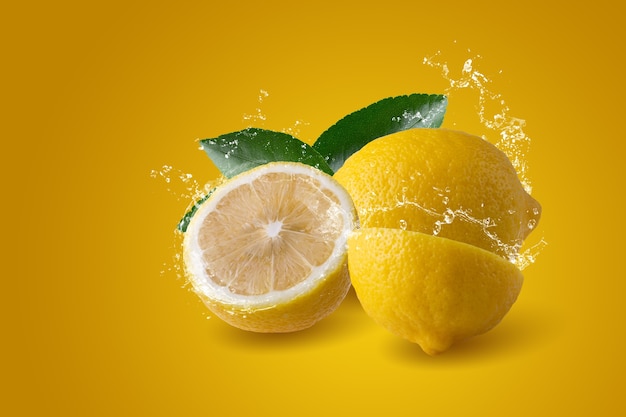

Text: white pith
xmin=183 ymin=162 xmax=356 ymax=309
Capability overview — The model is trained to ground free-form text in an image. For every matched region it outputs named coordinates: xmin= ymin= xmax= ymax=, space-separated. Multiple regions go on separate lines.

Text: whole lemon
xmin=334 ymin=128 xmax=541 ymax=260
xmin=348 ymin=228 xmax=524 ymax=355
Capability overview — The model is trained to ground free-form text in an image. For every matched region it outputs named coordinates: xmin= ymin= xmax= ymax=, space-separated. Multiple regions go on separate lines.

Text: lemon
xmin=336 ymin=128 xmax=540 ymax=354
xmin=348 ymin=228 xmax=524 ymax=355
xmin=334 ymin=128 xmax=541 ymax=259
xmin=183 ymin=162 xmax=357 ymax=333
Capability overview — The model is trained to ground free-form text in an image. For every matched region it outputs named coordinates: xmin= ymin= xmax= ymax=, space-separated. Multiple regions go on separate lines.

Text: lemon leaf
xmin=200 ymin=128 xmax=334 ymax=178
xmin=179 ymin=129 xmax=334 ymax=232
xmin=312 ymin=94 xmax=447 ymax=172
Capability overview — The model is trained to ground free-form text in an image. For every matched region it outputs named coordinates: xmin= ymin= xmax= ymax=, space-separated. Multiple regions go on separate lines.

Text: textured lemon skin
xmin=335 ymin=128 xmax=541 ymax=258
xmin=189 ymin=262 xmax=351 ymax=333
xmin=348 ymin=228 xmax=524 ymax=355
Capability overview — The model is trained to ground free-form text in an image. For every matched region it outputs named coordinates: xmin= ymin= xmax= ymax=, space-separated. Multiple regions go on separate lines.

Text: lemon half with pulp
xmin=183 ymin=162 xmax=357 ymax=333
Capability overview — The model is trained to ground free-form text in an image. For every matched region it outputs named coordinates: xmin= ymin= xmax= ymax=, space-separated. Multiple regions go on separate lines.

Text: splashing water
xmin=423 ymin=50 xmax=533 ymax=194
xmin=242 ymin=88 xmax=310 ymax=138
xmin=150 ymin=164 xmax=225 ymax=211
xmin=156 ymin=55 xmax=546 ymax=275
xmin=419 ymin=48 xmax=546 ymax=269
xmin=354 ymin=50 xmax=547 ymax=270
xmin=151 ymin=165 xmax=226 ymax=283
xmin=150 ymin=165 xmax=201 ymax=201
xmin=282 ymin=119 xmax=311 ymax=138
xmin=242 ymin=89 xmax=269 ymax=125
xmin=360 ymin=183 xmax=546 ymax=269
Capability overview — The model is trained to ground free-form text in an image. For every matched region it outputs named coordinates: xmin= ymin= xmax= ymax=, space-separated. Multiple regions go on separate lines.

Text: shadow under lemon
xmin=208 ymin=287 xmax=374 ymax=348
xmin=204 ymin=285 xmax=560 ymax=359
xmin=383 ymin=303 xmax=562 ymax=364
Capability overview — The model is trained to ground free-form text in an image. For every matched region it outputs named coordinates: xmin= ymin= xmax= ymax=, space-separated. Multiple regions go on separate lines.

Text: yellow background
xmin=3 ymin=1 xmax=624 ymax=415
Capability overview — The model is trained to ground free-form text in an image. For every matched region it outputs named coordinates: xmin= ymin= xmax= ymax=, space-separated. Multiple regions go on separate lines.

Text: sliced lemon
xmin=348 ymin=227 xmax=524 ymax=355
xmin=183 ymin=162 xmax=357 ymax=333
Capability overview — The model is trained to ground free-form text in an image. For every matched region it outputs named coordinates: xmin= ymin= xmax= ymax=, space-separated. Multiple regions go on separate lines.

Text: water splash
xmin=421 ymin=47 xmax=546 ymax=268
xmin=151 ymin=165 xmax=225 ymax=282
xmin=150 ymin=164 xmax=225 ymax=210
xmin=150 ymin=165 xmax=201 ymax=201
xmin=359 ymin=183 xmax=544 ymax=269
xmin=158 ymin=57 xmax=545 ymax=275
xmin=242 ymin=88 xmax=310 ymax=138
xmin=423 ymin=50 xmax=533 ymax=194
xmin=242 ymin=89 xmax=269 ymax=126
xmin=514 ymin=238 xmax=548 ymax=270
xmin=282 ymin=119 xmax=311 ymax=138
xmin=161 ymin=231 xmax=187 ymax=283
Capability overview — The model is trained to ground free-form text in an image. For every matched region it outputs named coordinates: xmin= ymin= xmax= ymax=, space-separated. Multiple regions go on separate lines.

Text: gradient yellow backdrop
xmin=3 ymin=1 xmax=624 ymax=416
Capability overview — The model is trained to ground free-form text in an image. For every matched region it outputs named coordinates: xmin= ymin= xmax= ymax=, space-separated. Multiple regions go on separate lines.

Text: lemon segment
xmin=348 ymin=228 xmax=524 ymax=355
xmin=334 ymin=128 xmax=541 ymax=260
xmin=183 ymin=162 xmax=357 ymax=333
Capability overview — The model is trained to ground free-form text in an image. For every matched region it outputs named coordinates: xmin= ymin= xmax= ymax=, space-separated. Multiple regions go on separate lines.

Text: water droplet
xmin=482 ymin=217 xmax=495 ymax=228
xmin=399 ymin=219 xmax=408 ymax=230
xmin=443 ymin=208 xmax=455 ymax=224
xmin=462 ymin=58 xmax=473 ymax=74
xmin=527 ymin=219 xmax=537 ymax=229
xmin=433 ymin=221 xmax=442 ymax=235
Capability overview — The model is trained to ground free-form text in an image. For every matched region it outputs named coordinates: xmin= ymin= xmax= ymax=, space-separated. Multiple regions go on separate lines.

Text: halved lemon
xmin=183 ymin=162 xmax=357 ymax=333
xmin=348 ymin=227 xmax=524 ymax=355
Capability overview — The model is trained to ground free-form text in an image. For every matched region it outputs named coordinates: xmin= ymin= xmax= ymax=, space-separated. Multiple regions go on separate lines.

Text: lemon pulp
xmin=183 ymin=162 xmax=356 ymax=332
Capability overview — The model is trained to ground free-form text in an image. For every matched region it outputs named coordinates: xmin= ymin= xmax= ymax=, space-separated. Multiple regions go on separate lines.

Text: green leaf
xmin=178 ymin=128 xmax=334 ymax=232
xmin=200 ymin=128 xmax=334 ymax=178
xmin=312 ymin=93 xmax=447 ymax=172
